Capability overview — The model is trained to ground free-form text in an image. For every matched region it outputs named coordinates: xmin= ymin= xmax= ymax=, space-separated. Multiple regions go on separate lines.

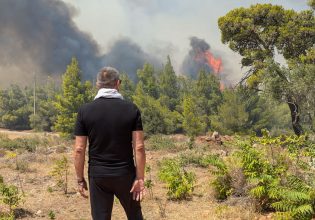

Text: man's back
xmin=74 ymin=67 xmax=145 ymax=220
xmin=75 ymin=97 xmax=143 ymax=177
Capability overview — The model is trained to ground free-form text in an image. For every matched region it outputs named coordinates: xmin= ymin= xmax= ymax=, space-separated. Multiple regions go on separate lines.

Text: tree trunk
xmin=287 ymin=97 xmax=304 ymax=136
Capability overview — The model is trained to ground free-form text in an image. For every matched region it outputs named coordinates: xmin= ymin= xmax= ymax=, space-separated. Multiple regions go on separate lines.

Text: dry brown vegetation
xmin=0 ymin=130 xmax=272 ymax=220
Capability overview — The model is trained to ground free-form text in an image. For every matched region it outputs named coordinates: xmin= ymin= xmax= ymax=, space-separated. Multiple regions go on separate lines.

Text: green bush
xmin=237 ymin=138 xmax=315 ymax=219
xmin=158 ymin=159 xmax=195 ymax=200
xmin=0 ymin=179 xmax=22 ymax=215
xmin=147 ymin=135 xmax=176 ymax=151
xmin=0 ymin=134 xmax=40 ymax=152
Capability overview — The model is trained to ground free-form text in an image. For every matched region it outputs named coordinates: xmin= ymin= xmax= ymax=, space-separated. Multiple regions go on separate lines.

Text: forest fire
xmin=194 ymin=49 xmax=224 ymax=90
xmin=182 ymin=37 xmax=225 ymax=90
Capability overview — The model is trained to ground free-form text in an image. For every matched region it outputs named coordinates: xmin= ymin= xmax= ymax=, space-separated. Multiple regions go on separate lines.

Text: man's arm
xmin=74 ymin=135 xmax=88 ymax=198
xmin=130 ymin=130 xmax=146 ymax=201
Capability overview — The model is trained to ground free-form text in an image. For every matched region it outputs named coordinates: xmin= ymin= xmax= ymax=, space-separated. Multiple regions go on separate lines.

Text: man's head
xmin=96 ymin=67 xmax=121 ymax=89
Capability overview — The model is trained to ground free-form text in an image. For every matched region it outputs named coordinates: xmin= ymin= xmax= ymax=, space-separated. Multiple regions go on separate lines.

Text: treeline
xmin=0 ymin=56 xmax=302 ymax=138
xmin=1 ymin=3 xmax=314 ymax=138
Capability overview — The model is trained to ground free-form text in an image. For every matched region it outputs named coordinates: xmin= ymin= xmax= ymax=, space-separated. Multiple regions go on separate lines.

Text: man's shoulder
xmin=80 ymin=99 xmax=139 ymax=111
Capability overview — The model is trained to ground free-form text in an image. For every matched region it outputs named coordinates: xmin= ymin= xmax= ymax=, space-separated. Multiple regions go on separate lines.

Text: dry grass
xmin=0 ymin=130 xmax=270 ymax=220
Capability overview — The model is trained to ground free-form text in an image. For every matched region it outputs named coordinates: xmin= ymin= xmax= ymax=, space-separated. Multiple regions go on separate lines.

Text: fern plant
xmin=238 ymin=138 xmax=315 ymax=219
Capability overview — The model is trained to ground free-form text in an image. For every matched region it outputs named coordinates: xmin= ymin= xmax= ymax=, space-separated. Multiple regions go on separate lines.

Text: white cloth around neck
xmin=94 ymin=88 xmax=124 ymax=100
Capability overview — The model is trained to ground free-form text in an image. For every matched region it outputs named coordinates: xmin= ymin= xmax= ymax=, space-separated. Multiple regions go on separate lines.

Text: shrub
xmin=0 ymin=179 xmax=22 ymax=215
xmin=147 ymin=135 xmax=176 ymax=151
xmin=50 ymin=156 xmax=69 ymax=194
xmin=204 ymin=154 xmax=233 ymax=200
xmin=158 ymin=159 xmax=195 ymax=200
xmin=0 ymin=135 xmax=40 ymax=152
xmin=237 ymin=139 xmax=315 ymax=219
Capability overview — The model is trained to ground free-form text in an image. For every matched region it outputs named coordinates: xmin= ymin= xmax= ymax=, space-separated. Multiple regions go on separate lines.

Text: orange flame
xmin=194 ymin=49 xmax=224 ymax=90
xmin=204 ymin=51 xmax=222 ymax=75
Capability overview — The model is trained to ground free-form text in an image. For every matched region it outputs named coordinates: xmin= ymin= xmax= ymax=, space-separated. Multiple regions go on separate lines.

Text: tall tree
xmin=119 ymin=73 xmax=135 ymax=102
xmin=158 ymin=56 xmax=180 ymax=111
xmin=136 ymin=63 xmax=159 ymax=99
xmin=29 ymin=79 xmax=58 ymax=131
xmin=237 ymin=86 xmax=274 ymax=135
xmin=194 ymin=69 xmax=222 ymax=129
xmin=218 ymin=4 xmax=315 ymax=135
xmin=53 ymin=57 xmax=92 ymax=137
xmin=182 ymin=95 xmax=207 ymax=140
xmin=133 ymin=84 xmax=181 ymax=135
xmin=211 ymin=90 xmax=249 ymax=135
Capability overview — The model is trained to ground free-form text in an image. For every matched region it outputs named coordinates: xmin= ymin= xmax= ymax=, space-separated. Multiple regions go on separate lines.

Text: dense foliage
xmin=0 ymin=2 xmax=314 ymax=138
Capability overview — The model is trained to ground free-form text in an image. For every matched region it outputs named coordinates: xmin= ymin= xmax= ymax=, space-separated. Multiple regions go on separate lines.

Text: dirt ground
xmin=0 ymin=130 xmax=271 ymax=220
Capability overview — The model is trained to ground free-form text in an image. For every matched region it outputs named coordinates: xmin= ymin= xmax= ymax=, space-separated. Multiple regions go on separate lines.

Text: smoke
xmin=103 ymin=38 xmax=161 ymax=81
xmin=181 ymin=37 xmax=222 ymax=78
xmin=0 ymin=0 xmax=160 ymax=85
xmin=0 ymin=0 xmax=101 ymax=76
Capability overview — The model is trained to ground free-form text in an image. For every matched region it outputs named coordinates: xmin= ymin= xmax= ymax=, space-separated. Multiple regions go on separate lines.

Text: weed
xmin=144 ymin=165 xmax=154 ymax=199
xmin=47 ymin=187 xmax=53 ymax=193
xmin=48 ymin=210 xmax=56 ymax=219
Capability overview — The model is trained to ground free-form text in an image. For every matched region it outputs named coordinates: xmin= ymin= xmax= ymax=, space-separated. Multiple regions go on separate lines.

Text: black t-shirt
xmin=74 ymin=98 xmax=143 ymax=177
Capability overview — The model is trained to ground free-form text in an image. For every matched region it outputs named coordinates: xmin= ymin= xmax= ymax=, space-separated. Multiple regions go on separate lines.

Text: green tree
xmin=263 ymin=58 xmax=315 ymax=132
xmin=0 ymin=85 xmax=32 ymax=130
xmin=309 ymin=0 xmax=315 ymax=10
xmin=158 ymin=56 xmax=180 ymax=111
xmin=194 ymin=69 xmax=222 ymax=129
xmin=136 ymin=63 xmax=159 ymax=99
xmin=211 ymin=90 xmax=248 ymax=135
xmin=119 ymin=73 xmax=135 ymax=102
xmin=237 ymin=87 xmax=274 ymax=135
xmin=218 ymin=3 xmax=315 ymax=135
xmin=182 ymin=95 xmax=207 ymax=141
xmin=133 ymin=85 xmax=181 ymax=135
xmin=29 ymin=79 xmax=58 ymax=131
xmin=53 ymin=57 xmax=92 ymax=137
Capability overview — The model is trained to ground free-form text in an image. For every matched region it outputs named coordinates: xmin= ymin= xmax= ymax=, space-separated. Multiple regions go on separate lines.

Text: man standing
xmin=73 ymin=67 xmax=146 ymax=220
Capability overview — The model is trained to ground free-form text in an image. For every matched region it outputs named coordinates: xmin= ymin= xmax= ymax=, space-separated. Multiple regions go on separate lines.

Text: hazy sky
xmin=62 ymin=0 xmax=309 ymax=82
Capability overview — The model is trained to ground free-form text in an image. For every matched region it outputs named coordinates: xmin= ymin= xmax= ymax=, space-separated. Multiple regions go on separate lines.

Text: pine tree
xmin=119 ymin=73 xmax=135 ymax=102
xmin=133 ymin=84 xmax=181 ymax=135
xmin=211 ymin=90 xmax=248 ymax=135
xmin=53 ymin=57 xmax=92 ymax=137
xmin=29 ymin=78 xmax=58 ymax=131
xmin=182 ymin=95 xmax=207 ymax=140
xmin=194 ymin=69 xmax=222 ymax=129
xmin=0 ymin=85 xmax=32 ymax=130
xmin=136 ymin=63 xmax=159 ymax=99
xmin=158 ymin=56 xmax=180 ymax=111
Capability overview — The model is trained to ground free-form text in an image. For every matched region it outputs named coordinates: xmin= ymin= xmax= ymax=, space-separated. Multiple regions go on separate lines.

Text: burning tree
xmin=182 ymin=37 xmax=224 ymax=90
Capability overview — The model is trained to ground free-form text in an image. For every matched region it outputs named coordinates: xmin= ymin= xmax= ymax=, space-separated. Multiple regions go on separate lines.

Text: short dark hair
xmin=96 ymin=67 xmax=120 ymax=89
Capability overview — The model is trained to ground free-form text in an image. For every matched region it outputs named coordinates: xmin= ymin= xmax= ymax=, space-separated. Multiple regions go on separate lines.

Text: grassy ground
xmin=0 ymin=131 xmax=272 ymax=220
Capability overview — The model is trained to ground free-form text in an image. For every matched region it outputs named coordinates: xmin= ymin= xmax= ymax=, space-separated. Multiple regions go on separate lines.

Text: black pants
xmin=89 ymin=174 xmax=143 ymax=220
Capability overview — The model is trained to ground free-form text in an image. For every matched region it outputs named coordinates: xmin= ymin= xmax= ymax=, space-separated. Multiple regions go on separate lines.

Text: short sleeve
xmin=74 ymin=107 xmax=88 ymax=136
xmin=133 ymin=108 xmax=143 ymax=131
